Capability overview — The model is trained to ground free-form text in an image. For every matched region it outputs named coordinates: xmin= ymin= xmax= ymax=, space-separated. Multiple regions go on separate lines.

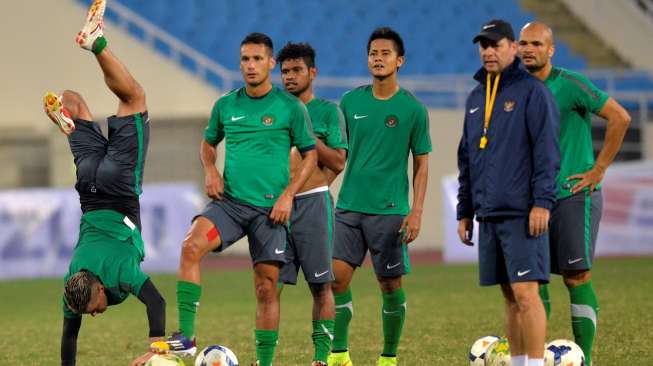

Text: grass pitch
xmin=1 ymin=257 xmax=651 ymax=365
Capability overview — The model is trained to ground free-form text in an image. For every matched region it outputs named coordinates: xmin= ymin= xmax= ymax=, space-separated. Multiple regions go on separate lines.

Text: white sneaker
xmin=76 ymin=0 xmax=106 ymax=51
xmin=43 ymin=92 xmax=75 ymax=135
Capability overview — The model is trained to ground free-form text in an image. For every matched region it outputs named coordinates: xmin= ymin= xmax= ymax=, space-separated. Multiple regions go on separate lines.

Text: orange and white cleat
xmin=44 ymin=92 xmax=75 ymax=135
xmin=76 ymin=0 xmax=106 ymax=51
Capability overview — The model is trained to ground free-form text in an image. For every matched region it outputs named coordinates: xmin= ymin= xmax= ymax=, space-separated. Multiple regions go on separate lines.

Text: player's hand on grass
xmin=204 ymin=168 xmax=224 ymax=200
xmin=457 ymin=218 xmax=474 ymax=246
xmin=567 ymin=166 xmax=605 ymax=194
xmin=129 ymin=351 xmax=156 ymax=366
xmin=529 ymin=206 xmax=550 ymax=237
xmin=399 ymin=210 xmax=422 ymax=243
xmin=270 ymin=192 xmax=293 ymax=225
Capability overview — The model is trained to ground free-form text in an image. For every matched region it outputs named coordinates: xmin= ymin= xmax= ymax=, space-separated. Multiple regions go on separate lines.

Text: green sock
xmin=382 ymin=288 xmax=406 ymax=356
xmin=177 ymin=281 xmax=201 ymax=339
xmin=569 ymin=281 xmax=599 ymax=366
xmin=539 ymin=284 xmax=551 ymax=320
xmin=332 ymin=288 xmax=353 ymax=352
xmin=312 ymin=319 xmax=334 ymax=362
xmin=255 ymin=329 xmax=279 ymax=366
xmin=92 ymin=36 xmax=107 ymax=54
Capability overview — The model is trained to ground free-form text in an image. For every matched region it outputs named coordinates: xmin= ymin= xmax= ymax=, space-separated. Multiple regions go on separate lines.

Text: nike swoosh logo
xmin=231 ymin=115 xmax=246 ymax=121
xmin=568 ymin=258 xmax=583 ymax=264
xmin=483 ymin=24 xmax=496 ymax=30
xmin=353 ymin=114 xmax=368 ymax=120
xmin=383 ymin=309 xmax=401 ymax=314
xmin=517 ymin=269 xmax=531 ymax=277
xmin=469 ymin=107 xmax=480 ymax=114
xmin=386 ymin=262 xmax=401 ymax=270
xmin=274 ymin=248 xmax=285 ymax=254
xmin=314 ymin=270 xmax=329 ymax=278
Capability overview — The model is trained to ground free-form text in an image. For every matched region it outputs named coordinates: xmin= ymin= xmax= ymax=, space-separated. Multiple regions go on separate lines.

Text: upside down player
xmin=151 ymin=33 xmax=318 ymax=366
xmin=277 ymin=41 xmax=348 ymax=366
xmin=46 ymin=1 xmax=165 ymax=366
xmin=519 ymin=22 xmax=631 ymax=366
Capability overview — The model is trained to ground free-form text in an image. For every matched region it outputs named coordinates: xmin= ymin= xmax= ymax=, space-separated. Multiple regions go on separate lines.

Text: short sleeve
xmin=410 ymin=104 xmax=432 ymax=155
xmin=204 ymin=99 xmax=225 ymax=145
xmin=325 ymin=104 xmax=348 ymax=150
xmin=569 ymin=71 xmax=609 ymax=114
xmin=119 ymin=258 xmax=150 ymax=297
xmin=290 ymin=101 xmax=316 ymax=152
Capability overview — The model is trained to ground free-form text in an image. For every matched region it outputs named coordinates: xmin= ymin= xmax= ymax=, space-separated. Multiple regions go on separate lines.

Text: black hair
xmin=277 ymin=42 xmax=316 ymax=69
xmin=367 ymin=27 xmax=405 ymax=56
xmin=241 ymin=32 xmax=274 ymax=54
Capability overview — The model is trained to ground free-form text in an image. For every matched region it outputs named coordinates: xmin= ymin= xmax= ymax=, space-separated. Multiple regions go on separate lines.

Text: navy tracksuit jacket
xmin=457 ymin=58 xmax=560 ymax=220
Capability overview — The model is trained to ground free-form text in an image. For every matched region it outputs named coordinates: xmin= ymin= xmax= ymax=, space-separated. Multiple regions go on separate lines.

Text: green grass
xmin=1 ymin=257 xmax=652 ymax=365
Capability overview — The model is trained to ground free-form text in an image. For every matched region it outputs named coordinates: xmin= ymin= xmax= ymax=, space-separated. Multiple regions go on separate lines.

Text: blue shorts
xmin=478 ymin=216 xmax=550 ymax=286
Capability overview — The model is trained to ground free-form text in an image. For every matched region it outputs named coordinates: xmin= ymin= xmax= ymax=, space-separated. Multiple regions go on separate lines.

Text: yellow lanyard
xmin=481 ymin=73 xmax=500 ymax=149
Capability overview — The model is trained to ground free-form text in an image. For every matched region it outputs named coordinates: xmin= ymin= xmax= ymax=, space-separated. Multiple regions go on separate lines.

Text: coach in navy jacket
xmin=456 ymin=45 xmax=559 ymax=221
xmin=456 ymin=19 xmax=559 ymax=365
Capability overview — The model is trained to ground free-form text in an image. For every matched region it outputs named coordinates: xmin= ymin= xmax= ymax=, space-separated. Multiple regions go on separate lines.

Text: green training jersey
xmin=205 ymin=86 xmax=316 ymax=207
xmin=63 ymin=209 xmax=148 ymax=318
xmin=306 ymin=98 xmax=348 ymax=150
xmin=337 ymin=85 xmax=432 ymax=215
xmin=545 ymin=67 xmax=609 ymax=199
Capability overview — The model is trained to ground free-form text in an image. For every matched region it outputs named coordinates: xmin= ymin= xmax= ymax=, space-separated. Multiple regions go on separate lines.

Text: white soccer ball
xmin=544 ymin=339 xmax=586 ymax=366
xmin=195 ymin=345 xmax=239 ymax=366
xmin=469 ymin=335 xmax=500 ymax=365
xmin=484 ymin=337 xmax=511 ymax=366
xmin=146 ymin=354 xmax=186 ymax=366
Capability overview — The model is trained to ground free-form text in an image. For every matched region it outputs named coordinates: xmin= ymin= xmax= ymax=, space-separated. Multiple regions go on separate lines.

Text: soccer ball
xmin=484 ymin=338 xmax=511 ymax=366
xmin=146 ymin=354 xmax=186 ymax=366
xmin=195 ymin=345 xmax=239 ymax=366
xmin=544 ymin=339 xmax=586 ymax=366
xmin=469 ymin=335 xmax=500 ymax=365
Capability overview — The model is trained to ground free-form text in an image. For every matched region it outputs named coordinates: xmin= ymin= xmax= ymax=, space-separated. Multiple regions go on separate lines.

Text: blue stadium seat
xmin=100 ymin=0 xmax=651 ymax=104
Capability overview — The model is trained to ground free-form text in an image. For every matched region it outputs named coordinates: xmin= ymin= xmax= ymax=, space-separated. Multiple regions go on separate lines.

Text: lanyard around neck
xmin=480 ymin=73 xmax=500 ymax=149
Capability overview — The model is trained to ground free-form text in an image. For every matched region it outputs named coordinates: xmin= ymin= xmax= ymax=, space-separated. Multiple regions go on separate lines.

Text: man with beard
xmin=519 ymin=22 xmax=630 ymax=366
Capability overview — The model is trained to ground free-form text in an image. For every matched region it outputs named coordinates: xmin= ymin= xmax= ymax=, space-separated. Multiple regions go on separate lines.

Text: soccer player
xmin=519 ymin=22 xmax=631 ymax=366
xmin=150 ymin=33 xmax=317 ymax=366
xmin=329 ymin=27 xmax=432 ymax=366
xmin=276 ymin=42 xmax=348 ymax=366
xmin=456 ymin=20 xmax=560 ymax=366
xmin=46 ymin=1 xmax=165 ymax=366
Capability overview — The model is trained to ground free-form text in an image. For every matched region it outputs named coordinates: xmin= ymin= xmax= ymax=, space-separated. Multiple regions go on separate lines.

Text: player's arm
xmin=526 ymin=85 xmax=560 ymax=237
xmin=61 ymin=316 xmax=82 ymax=366
xmin=569 ymin=97 xmax=631 ymax=194
xmin=270 ymin=103 xmax=318 ymax=224
xmin=201 ymin=100 xmax=225 ymax=200
xmin=317 ymin=104 xmax=348 ymax=178
xmin=401 ymin=153 xmax=429 ymax=243
xmin=401 ymin=105 xmax=432 ymax=243
xmin=128 ymin=279 xmax=166 ymax=366
xmin=315 ymin=139 xmax=346 ymax=175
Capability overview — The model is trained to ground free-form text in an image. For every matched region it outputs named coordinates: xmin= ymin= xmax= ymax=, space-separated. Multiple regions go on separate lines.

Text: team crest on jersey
xmin=385 ymin=115 xmax=399 ymax=128
xmin=261 ymin=114 xmax=275 ymax=126
xmin=504 ymin=101 xmax=515 ymax=112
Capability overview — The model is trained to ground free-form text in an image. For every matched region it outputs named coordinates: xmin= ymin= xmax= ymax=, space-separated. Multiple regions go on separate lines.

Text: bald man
xmin=519 ymin=22 xmax=631 ymax=365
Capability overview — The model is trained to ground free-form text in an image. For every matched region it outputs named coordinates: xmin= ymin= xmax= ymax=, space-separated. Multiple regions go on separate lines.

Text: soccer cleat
xmin=76 ymin=0 xmax=106 ymax=51
xmin=311 ymin=362 xmax=327 ymax=366
xmin=150 ymin=330 xmax=197 ymax=357
xmin=327 ymin=351 xmax=353 ymax=366
xmin=43 ymin=92 xmax=75 ymax=135
xmin=376 ymin=355 xmax=397 ymax=366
